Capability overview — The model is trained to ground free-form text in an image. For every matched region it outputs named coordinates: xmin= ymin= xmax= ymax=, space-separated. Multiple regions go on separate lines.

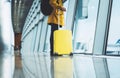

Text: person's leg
xmin=50 ymin=24 xmax=58 ymax=56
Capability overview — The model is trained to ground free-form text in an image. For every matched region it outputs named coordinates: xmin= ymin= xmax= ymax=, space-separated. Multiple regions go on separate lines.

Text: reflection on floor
xmin=0 ymin=51 xmax=14 ymax=78
xmin=13 ymin=53 xmax=25 ymax=78
xmin=1 ymin=52 xmax=120 ymax=78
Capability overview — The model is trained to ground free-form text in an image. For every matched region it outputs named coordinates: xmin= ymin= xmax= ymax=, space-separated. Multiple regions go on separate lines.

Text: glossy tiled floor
xmin=1 ymin=52 xmax=120 ymax=78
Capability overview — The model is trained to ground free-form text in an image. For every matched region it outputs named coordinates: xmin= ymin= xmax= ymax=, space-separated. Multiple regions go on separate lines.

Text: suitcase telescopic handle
xmin=58 ymin=9 xmax=60 ymax=28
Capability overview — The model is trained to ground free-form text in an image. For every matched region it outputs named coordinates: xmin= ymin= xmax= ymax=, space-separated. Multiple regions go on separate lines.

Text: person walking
xmin=47 ymin=0 xmax=66 ymax=56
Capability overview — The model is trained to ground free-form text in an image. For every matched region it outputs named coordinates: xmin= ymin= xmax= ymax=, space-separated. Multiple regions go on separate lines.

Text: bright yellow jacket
xmin=47 ymin=0 xmax=64 ymax=26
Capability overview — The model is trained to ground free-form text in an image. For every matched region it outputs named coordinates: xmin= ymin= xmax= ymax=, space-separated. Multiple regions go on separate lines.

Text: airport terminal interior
xmin=0 ymin=0 xmax=120 ymax=78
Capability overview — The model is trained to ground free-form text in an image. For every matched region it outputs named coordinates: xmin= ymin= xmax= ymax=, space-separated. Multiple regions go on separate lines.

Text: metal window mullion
xmin=34 ymin=22 xmax=42 ymax=52
xmin=93 ymin=0 xmax=113 ymax=55
xmin=65 ymin=0 xmax=77 ymax=30
xmin=38 ymin=17 xmax=48 ymax=52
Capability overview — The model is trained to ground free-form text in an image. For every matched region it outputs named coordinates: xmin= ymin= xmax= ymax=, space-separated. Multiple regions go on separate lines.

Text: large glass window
xmin=73 ymin=0 xmax=99 ymax=54
xmin=106 ymin=0 xmax=120 ymax=55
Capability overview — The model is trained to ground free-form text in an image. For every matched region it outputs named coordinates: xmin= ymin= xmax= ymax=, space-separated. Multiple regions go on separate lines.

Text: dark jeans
xmin=50 ymin=24 xmax=58 ymax=55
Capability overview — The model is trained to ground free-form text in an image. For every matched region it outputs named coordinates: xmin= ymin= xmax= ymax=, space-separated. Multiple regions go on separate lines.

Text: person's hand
xmin=61 ymin=7 xmax=66 ymax=11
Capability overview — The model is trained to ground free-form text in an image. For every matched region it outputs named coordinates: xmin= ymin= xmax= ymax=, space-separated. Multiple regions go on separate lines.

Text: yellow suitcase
xmin=54 ymin=30 xmax=73 ymax=55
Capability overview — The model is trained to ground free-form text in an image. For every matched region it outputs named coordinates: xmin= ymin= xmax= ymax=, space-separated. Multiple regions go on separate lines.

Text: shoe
xmin=70 ymin=53 xmax=73 ymax=56
xmin=54 ymin=53 xmax=58 ymax=56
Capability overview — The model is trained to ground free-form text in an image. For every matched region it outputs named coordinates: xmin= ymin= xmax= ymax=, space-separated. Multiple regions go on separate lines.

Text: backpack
xmin=40 ymin=0 xmax=53 ymax=16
